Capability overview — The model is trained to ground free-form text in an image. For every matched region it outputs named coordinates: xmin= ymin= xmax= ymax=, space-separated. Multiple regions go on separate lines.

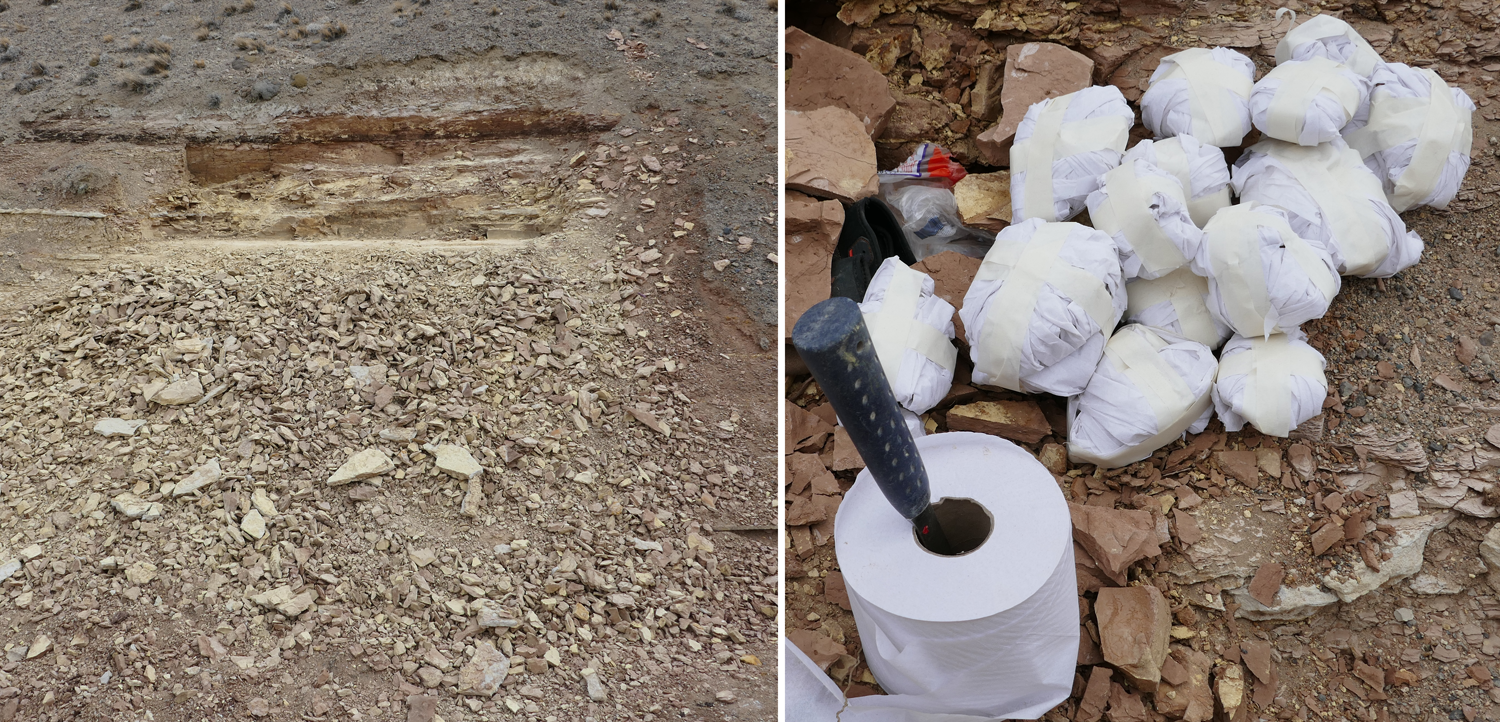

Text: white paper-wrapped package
xmin=1085 ymin=159 xmax=1204 ymax=281
xmin=837 ymin=433 xmax=1077 ymax=721
xmin=1343 ymin=62 xmax=1475 ymax=212
xmin=1122 ymin=136 xmax=1232 ymax=228
xmin=961 ymin=219 xmax=1126 ymax=396
xmin=1233 ymin=138 xmax=1423 ymax=278
xmin=1249 ymin=58 xmax=1369 ymax=146
xmin=786 ymin=639 xmax=845 ymax=722
xmin=1010 ymin=85 xmax=1134 ymax=223
xmin=1192 ymin=202 xmax=1340 ymax=338
xmin=1275 ymin=12 xmax=1383 ymax=77
xmin=859 ymin=257 xmax=958 ymax=415
xmin=1125 ymin=267 xmax=1233 ymax=350
xmin=1067 ymin=325 xmax=1216 ymax=469
xmin=1141 ymin=47 xmax=1256 ymax=148
xmin=1213 ymin=330 xmax=1328 ymax=437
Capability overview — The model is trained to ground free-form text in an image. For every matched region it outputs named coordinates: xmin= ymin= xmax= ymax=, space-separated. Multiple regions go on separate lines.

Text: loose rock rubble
xmin=0 ymin=246 xmax=775 ymax=720
xmin=788 ymin=1 xmax=1500 ymax=719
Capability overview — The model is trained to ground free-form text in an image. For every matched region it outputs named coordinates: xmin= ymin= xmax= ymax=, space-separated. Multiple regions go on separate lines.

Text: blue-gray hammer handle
xmin=792 ymin=297 xmax=952 ymax=553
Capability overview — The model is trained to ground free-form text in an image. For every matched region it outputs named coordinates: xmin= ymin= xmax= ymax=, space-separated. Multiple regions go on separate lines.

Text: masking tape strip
xmin=1105 ymin=326 xmax=1193 ymax=426
xmin=1129 ymin=271 xmax=1219 ymax=346
xmin=1208 ymin=209 xmax=1274 ymax=336
xmin=1167 ymin=49 xmax=1253 ymax=145
xmin=974 ymin=227 xmax=1070 ymax=389
xmin=1266 ymin=58 xmax=1359 ymax=142
xmin=1260 ymin=142 xmax=1386 ymax=276
xmin=1281 ymin=15 xmax=1380 ymax=76
xmin=1150 ymin=138 xmax=1193 ymax=193
xmin=1093 ymin=164 xmax=1188 ymax=276
xmin=1016 ymin=95 xmax=1074 ymax=222
xmin=1218 ymin=336 xmax=1324 ymax=437
xmin=865 ymin=264 xmax=927 ymax=387
xmin=1392 ymin=69 xmax=1464 ymax=211
xmin=1069 ymin=390 xmax=1212 ymax=469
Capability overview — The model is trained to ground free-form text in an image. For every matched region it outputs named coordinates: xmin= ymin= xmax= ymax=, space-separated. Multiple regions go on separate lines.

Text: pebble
xmin=92 ymin=418 xmax=146 ymax=437
xmin=1395 ymin=608 xmax=1415 ymax=623
xmin=172 ymin=459 xmax=223 ymax=497
xmin=431 ymin=444 xmax=483 ymax=479
xmin=152 ymin=375 xmax=205 ymax=405
xmin=457 ymin=641 xmax=509 ymax=696
xmin=1450 ymin=288 xmax=1465 ymax=301
xmin=240 ymin=509 xmax=267 ymax=539
xmin=582 ymin=667 xmax=607 ymax=701
xmin=327 ymin=448 xmax=395 ymax=486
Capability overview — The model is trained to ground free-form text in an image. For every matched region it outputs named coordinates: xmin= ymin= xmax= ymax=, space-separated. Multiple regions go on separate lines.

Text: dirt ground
xmin=785 ymin=1 xmax=1500 ymax=721
xmin=0 ymin=1 xmax=779 ymax=721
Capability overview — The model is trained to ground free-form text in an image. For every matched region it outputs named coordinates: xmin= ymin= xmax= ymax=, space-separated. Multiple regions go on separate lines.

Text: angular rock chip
xmin=433 ymin=444 xmax=483 ymax=479
xmin=1096 ymin=585 xmax=1171 ymax=691
xmin=945 ymin=399 xmax=1052 ymax=444
xmin=1247 ymin=562 xmax=1284 ymax=607
xmin=977 ymin=42 xmax=1095 ymax=165
xmin=93 ymin=418 xmax=146 ymax=437
xmin=327 ymin=448 xmax=394 ymax=486
xmin=582 ymin=667 xmax=607 ymax=702
xmin=784 ymin=27 xmax=895 ymax=139
xmin=785 ymin=191 xmax=845 ymax=338
xmin=1154 ymin=646 xmax=1214 ymax=722
xmin=152 ymin=375 xmax=205 ymax=405
xmin=786 ymin=106 xmax=879 ymax=203
xmin=111 ymin=493 xmax=163 ymax=521
xmin=953 ymin=172 xmax=1012 ymax=232
xmin=457 ymin=641 xmax=509 ymax=696
xmin=911 ymin=251 xmax=981 ymax=342
xmin=173 ymin=459 xmax=223 ymax=497
xmin=240 ymin=509 xmax=267 ymax=540
xmin=1075 ymin=666 xmax=1113 ymax=722
xmin=1071 ymin=504 xmax=1161 ymax=585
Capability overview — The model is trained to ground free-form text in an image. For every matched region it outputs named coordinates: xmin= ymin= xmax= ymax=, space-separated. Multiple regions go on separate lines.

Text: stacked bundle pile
xmin=850 ymin=13 xmax=1471 ymax=470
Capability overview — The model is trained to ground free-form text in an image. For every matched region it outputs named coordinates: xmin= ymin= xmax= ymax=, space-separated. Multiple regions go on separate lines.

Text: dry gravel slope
xmin=0 ymin=243 xmax=777 ymax=721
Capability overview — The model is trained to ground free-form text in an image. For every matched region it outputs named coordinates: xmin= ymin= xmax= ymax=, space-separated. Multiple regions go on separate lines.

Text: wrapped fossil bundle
xmin=1343 ymin=62 xmax=1476 ymax=213
xmin=1124 ymin=267 xmax=1233 ymax=351
xmin=1233 ymin=138 xmax=1423 ymax=278
xmin=1213 ymin=330 xmax=1329 ymax=437
xmin=1275 ymin=12 xmax=1383 ymax=77
xmin=1121 ymin=136 xmax=1233 ymax=228
xmin=1067 ymin=324 xmax=1217 ymax=469
xmin=1249 ymin=58 xmax=1370 ymax=146
xmin=1009 ymin=85 xmax=1134 ymax=223
xmin=858 ymin=257 xmax=958 ymax=416
xmin=1191 ymin=203 xmax=1340 ymax=338
xmin=961 ymin=218 xmax=1126 ymax=397
xmin=1140 ymin=47 xmax=1256 ymax=148
xmin=1085 ymin=159 xmax=1204 ymax=281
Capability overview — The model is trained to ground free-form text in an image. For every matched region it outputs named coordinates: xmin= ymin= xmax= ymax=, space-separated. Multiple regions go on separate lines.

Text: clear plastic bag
xmin=881 ymin=182 xmax=994 ymax=261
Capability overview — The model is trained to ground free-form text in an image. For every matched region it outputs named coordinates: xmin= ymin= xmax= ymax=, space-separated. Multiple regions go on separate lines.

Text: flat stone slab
xmin=327 ymin=448 xmax=394 ymax=486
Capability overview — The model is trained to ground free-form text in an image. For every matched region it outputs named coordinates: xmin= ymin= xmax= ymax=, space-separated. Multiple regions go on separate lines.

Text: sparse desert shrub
xmin=234 ymin=36 xmax=266 ymax=51
xmin=0 ymin=0 xmax=10 ymax=13
xmin=642 ymin=7 xmax=659 ymax=24
xmin=124 ymin=0 xmax=142 ymax=10
xmin=195 ymin=27 xmax=212 ymax=40
xmin=27 ymin=60 xmax=43 ymax=76
xmin=118 ymin=71 xmax=156 ymax=92
xmin=39 ymin=0 xmax=58 ymax=6
xmin=193 ymin=58 xmax=204 ymax=67
xmin=319 ymin=21 xmax=345 ymax=40
xmin=141 ymin=53 xmax=170 ymax=74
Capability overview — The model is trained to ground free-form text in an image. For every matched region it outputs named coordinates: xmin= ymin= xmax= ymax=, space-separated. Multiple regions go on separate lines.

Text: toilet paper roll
xmin=835 ymin=432 xmax=1077 ymax=721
